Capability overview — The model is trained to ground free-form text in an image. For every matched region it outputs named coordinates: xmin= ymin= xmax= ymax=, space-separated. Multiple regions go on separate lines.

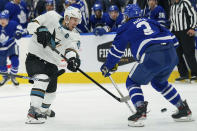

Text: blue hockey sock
xmin=161 ymin=84 xmax=182 ymax=108
xmin=0 ymin=66 xmax=8 ymax=79
xmin=10 ymin=55 xmax=19 ymax=74
xmin=151 ymin=81 xmax=182 ymax=108
xmin=126 ymin=77 xmax=144 ymax=108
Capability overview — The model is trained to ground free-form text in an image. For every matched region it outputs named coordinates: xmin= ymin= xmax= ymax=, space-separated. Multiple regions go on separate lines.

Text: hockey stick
xmin=0 ymin=69 xmax=65 ymax=83
xmin=48 ymin=43 xmax=128 ymax=102
xmin=47 ymin=32 xmax=128 ymax=102
xmin=0 ymin=72 xmax=50 ymax=82
xmin=109 ymin=76 xmax=134 ymax=113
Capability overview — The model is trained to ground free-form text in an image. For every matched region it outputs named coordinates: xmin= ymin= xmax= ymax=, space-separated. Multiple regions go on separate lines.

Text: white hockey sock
xmin=40 ymin=92 xmax=56 ymax=112
xmin=30 ymin=74 xmax=49 ymax=108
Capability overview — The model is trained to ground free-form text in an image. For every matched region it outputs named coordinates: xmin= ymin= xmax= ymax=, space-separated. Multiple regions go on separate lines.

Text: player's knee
xmin=46 ymin=77 xmax=57 ymax=93
xmin=0 ymin=57 xmax=7 ymax=66
xmin=126 ymin=77 xmax=140 ymax=90
xmin=0 ymin=66 xmax=8 ymax=72
xmin=151 ymin=80 xmax=168 ymax=92
xmin=33 ymin=74 xmax=49 ymax=91
xmin=10 ymin=55 xmax=19 ymax=67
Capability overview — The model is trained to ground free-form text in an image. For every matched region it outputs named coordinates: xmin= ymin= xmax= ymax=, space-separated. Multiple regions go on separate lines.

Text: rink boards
xmin=1 ymin=33 xmax=194 ymax=84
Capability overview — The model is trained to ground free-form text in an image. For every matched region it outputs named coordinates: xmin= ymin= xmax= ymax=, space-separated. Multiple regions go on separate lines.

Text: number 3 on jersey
xmin=136 ymin=21 xmax=154 ymax=35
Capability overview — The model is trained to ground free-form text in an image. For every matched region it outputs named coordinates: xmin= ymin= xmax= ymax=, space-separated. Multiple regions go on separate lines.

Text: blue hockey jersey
xmin=104 ymin=18 xmax=179 ymax=69
xmin=90 ymin=13 xmax=108 ymax=29
xmin=5 ymin=1 xmax=29 ymax=28
xmin=105 ymin=12 xmax=124 ymax=32
xmin=145 ymin=5 xmax=168 ymax=27
xmin=0 ymin=20 xmax=23 ymax=52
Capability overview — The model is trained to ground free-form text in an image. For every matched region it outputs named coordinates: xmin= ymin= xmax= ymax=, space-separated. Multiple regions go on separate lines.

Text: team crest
xmin=64 ymin=33 xmax=69 ymax=38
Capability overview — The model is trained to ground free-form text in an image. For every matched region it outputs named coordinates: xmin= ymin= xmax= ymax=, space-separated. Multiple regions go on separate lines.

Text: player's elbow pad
xmin=27 ymin=22 xmax=40 ymax=35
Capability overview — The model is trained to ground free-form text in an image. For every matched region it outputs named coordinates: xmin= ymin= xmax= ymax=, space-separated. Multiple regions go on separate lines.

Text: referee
xmin=170 ymin=0 xmax=197 ymax=82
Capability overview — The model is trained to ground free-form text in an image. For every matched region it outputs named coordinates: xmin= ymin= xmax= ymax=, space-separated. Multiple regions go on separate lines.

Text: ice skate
xmin=128 ymin=101 xmax=148 ymax=127
xmin=172 ymin=100 xmax=194 ymax=122
xmin=11 ymin=76 xmax=19 ymax=86
xmin=26 ymin=106 xmax=47 ymax=124
xmin=0 ymin=76 xmax=10 ymax=86
xmin=175 ymin=76 xmax=190 ymax=83
xmin=45 ymin=109 xmax=55 ymax=117
xmin=190 ymin=76 xmax=197 ymax=83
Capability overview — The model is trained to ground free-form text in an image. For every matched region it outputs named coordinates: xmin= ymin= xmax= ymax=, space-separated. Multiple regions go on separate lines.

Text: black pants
xmin=174 ymin=30 xmax=197 ymax=77
xmin=25 ymin=53 xmax=58 ymax=93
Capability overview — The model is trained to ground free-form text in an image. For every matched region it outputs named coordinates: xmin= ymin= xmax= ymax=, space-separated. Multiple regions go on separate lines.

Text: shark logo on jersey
xmin=64 ymin=33 xmax=69 ymax=38
xmin=0 ymin=33 xmax=9 ymax=46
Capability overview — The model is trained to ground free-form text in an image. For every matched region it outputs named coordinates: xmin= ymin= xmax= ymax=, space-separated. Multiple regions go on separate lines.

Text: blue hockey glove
xmin=36 ymin=26 xmax=51 ymax=48
xmin=14 ymin=31 xmax=22 ymax=40
xmin=93 ymin=28 xmax=106 ymax=36
xmin=100 ymin=64 xmax=118 ymax=77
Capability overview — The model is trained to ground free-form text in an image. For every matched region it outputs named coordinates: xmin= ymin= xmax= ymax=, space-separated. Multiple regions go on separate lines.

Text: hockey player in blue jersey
xmin=90 ymin=3 xmax=110 ymax=36
xmin=41 ymin=0 xmax=55 ymax=14
xmin=5 ymin=0 xmax=29 ymax=29
xmin=105 ymin=5 xmax=123 ymax=32
xmin=0 ymin=10 xmax=24 ymax=86
xmin=100 ymin=4 xmax=193 ymax=127
xmin=144 ymin=0 xmax=169 ymax=27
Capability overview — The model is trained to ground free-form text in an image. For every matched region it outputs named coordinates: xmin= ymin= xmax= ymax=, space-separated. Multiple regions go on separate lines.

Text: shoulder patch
xmin=64 ymin=33 xmax=69 ymax=38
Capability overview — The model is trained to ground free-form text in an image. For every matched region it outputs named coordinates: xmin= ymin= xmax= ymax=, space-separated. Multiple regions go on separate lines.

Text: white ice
xmin=0 ymin=83 xmax=197 ymax=131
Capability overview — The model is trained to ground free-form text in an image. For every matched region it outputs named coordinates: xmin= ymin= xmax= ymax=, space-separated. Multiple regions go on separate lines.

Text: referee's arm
xmin=184 ymin=0 xmax=197 ymax=29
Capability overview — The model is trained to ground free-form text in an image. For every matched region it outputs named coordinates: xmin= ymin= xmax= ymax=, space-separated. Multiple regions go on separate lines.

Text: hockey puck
xmin=161 ymin=108 xmax=167 ymax=112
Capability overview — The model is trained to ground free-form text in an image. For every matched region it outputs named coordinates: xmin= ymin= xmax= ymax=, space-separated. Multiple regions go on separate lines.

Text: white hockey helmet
xmin=64 ymin=6 xmax=82 ymax=24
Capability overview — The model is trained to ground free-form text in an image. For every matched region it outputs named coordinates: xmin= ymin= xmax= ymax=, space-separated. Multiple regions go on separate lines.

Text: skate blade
xmin=174 ymin=115 xmax=195 ymax=122
xmin=190 ymin=80 xmax=197 ymax=84
xmin=25 ymin=116 xmax=46 ymax=124
xmin=0 ymin=79 xmax=11 ymax=87
xmin=175 ymin=79 xmax=190 ymax=84
xmin=128 ymin=118 xmax=145 ymax=127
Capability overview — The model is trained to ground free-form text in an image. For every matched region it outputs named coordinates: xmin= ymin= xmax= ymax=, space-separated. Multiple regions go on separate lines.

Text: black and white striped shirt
xmin=170 ymin=0 xmax=197 ymax=31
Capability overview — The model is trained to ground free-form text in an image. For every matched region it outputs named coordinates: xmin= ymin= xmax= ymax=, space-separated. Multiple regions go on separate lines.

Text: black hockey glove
xmin=67 ymin=57 xmax=81 ymax=72
xmin=14 ymin=31 xmax=22 ymax=40
xmin=36 ymin=26 xmax=51 ymax=48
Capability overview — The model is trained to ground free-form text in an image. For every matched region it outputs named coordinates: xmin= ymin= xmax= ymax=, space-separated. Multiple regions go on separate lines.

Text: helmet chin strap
xmin=63 ymin=15 xmax=70 ymax=29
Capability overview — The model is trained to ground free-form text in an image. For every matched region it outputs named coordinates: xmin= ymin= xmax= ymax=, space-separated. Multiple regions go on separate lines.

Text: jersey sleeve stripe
xmin=112 ymin=44 xmax=125 ymax=54
xmin=109 ymin=50 xmax=122 ymax=59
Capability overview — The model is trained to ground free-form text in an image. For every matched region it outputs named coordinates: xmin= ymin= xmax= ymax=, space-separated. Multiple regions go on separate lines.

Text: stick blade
xmin=120 ymin=95 xmax=130 ymax=102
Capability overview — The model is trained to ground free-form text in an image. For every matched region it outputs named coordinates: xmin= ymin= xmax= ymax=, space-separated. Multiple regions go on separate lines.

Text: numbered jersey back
xmin=115 ymin=17 xmax=174 ymax=60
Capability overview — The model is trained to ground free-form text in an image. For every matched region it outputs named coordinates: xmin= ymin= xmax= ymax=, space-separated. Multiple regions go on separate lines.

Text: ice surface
xmin=0 ymin=83 xmax=197 ymax=131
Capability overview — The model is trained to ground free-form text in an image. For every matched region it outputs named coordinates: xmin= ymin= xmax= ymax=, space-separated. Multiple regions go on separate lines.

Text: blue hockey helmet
xmin=73 ymin=0 xmax=80 ymax=3
xmin=0 ymin=10 xmax=9 ymax=19
xmin=108 ymin=5 xmax=119 ymax=12
xmin=123 ymin=4 xmax=142 ymax=19
xmin=46 ymin=0 xmax=54 ymax=5
xmin=93 ymin=3 xmax=103 ymax=12
xmin=65 ymin=0 xmax=70 ymax=4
